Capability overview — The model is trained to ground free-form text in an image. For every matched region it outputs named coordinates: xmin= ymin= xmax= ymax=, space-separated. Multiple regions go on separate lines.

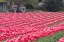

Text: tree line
xmin=7 ymin=0 xmax=63 ymax=12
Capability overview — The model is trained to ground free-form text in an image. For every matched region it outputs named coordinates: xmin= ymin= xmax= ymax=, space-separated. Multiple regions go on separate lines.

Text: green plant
xmin=37 ymin=31 xmax=64 ymax=42
xmin=43 ymin=0 xmax=63 ymax=12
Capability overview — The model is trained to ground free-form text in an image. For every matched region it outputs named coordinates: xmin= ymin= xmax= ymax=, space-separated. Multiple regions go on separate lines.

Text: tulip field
xmin=0 ymin=12 xmax=64 ymax=42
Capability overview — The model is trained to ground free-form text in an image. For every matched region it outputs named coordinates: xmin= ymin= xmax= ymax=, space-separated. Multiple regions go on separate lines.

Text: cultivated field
xmin=0 ymin=12 xmax=64 ymax=42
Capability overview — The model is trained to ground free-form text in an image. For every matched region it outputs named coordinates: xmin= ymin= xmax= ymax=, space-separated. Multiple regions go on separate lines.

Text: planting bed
xmin=0 ymin=12 xmax=64 ymax=42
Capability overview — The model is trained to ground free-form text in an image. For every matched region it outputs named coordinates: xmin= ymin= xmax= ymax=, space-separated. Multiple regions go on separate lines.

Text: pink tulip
xmin=58 ymin=37 xmax=64 ymax=42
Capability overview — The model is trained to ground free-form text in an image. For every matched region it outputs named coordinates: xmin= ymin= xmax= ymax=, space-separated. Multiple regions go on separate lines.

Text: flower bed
xmin=0 ymin=12 xmax=64 ymax=42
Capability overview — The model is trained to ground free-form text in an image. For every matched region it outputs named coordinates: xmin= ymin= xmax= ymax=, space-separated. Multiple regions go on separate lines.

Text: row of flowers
xmin=0 ymin=12 xmax=63 ymax=26
xmin=0 ymin=12 xmax=64 ymax=42
xmin=1 ymin=21 xmax=64 ymax=42
xmin=0 ymin=17 xmax=64 ymax=41
xmin=4 ymin=26 xmax=64 ymax=42
xmin=0 ymin=12 xmax=63 ymax=27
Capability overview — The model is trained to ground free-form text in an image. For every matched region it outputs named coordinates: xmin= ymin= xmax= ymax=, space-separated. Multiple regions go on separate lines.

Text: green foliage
xmin=43 ymin=0 xmax=63 ymax=12
xmin=9 ymin=0 xmax=19 ymax=4
xmin=31 ymin=0 xmax=38 ymax=5
xmin=37 ymin=31 xmax=64 ymax=42
xmin=9 ymin=0 xmax=38 ymax=5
